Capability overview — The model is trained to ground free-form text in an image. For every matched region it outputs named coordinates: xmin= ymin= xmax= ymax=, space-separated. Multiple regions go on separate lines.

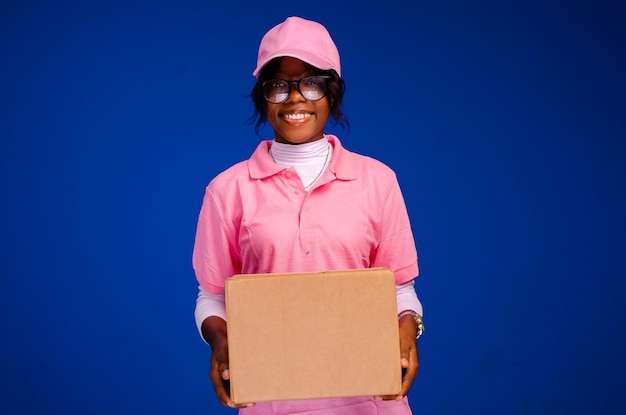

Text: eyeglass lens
xmin=263 ymin=76 xmax=328 ymax=104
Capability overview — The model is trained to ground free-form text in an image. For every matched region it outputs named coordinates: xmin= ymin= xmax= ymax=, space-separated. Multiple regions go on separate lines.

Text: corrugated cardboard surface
xmin=225 ymin=267 xmax=401 ymax=404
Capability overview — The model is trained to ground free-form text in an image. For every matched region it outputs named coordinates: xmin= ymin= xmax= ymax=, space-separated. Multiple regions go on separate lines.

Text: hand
xmin=375 ymin=314 xmax=419 ymax=401
xmin=203 ymin=317 xmax=255 ymax=409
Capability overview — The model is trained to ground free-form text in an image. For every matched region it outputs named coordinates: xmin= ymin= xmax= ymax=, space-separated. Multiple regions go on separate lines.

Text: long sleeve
xmin=194 ymin=286 xmax=226 ymax=343
xmin=396 ymin=280 xmax=423 ymax=317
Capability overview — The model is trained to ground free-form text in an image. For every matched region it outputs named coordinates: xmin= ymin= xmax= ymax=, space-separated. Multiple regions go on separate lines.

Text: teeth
xmin=284 ymin=113 xmax=310 ymax=120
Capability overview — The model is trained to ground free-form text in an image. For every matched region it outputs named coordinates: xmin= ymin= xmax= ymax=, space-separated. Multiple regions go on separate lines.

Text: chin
xmin=276 ymin=132 xmax=317 ymax=145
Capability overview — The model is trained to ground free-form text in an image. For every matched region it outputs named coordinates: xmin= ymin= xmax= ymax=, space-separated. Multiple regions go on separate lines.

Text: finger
xmin=400 ymin=348 xmax=410 ymax=368
xmin=399 ymin=332 xmax=415 ymax=369
xmin=376 ymin=394 xmax=401 ymax=401
xmin=397 ymin=349 xmax=419 ymax=399
xmin=210 ymin=355 xmax=256 ymax=408
xmin=210 ymin=374 xmax=255 ymax=408
xmin=210 ymin=355 xmax=240 ymax=408
xmin=220 ymin=366 xmax=230 ymax=380
xmin=375 ymin=368 xmax=408 ymax=401
xmin=209 ymin=358 xmax=231 ymax=406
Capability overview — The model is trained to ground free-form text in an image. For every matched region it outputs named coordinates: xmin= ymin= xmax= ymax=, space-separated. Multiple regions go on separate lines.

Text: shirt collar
xmin=248 ymin=135 xmax=358 ymax=181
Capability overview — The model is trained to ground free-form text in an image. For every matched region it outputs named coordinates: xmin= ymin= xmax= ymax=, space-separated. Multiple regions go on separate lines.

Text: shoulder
xmin=341 ymin=147 xmax=399 ymax=185
xmin=354 ymin=152 xmax=396 ymax=175
xmin=329 ymin=135 xmax=398 ymax=183
xmin=201 ymin=160 xmax=250 ymax=206
xmin=210 ymin=160 xmax=249 ymax=186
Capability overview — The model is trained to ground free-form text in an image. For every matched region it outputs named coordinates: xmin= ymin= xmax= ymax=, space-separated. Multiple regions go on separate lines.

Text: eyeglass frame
xmin=261 ymin=75 xmax=331 ymax=104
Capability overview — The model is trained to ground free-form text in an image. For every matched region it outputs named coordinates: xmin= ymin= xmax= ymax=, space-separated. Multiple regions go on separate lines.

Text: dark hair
xmin=247 ymin=57 xmax=349 ymax=136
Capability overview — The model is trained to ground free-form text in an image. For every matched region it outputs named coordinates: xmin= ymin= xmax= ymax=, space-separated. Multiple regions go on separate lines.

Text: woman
xmin=193 ymin=16 xmax=424 ymax=415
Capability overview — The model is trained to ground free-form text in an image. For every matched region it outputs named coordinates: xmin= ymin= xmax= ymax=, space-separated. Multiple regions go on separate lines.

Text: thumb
xmin=221 ymin=368 xmax=230 ymax=380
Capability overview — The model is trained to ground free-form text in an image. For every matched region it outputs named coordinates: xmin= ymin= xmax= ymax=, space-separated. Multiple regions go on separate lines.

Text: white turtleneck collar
xmin=269 ymin=136 xmax=330 ymax=166
xmin=269 ymin=136 xmax=333 ymax=191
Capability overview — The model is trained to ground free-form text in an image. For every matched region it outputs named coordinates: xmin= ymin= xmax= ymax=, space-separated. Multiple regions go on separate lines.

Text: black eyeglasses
xmin=262 ymin=76 xmax=330 ymax=104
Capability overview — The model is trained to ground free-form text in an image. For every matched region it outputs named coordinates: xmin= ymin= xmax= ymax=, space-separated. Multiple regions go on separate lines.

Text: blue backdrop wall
xmin=1 ymin=1 xmax=624 ymax=414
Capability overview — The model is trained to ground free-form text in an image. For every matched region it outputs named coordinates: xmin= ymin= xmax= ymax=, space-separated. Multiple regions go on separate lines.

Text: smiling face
xmin=265 ymin=57 xmax=331 ymax=144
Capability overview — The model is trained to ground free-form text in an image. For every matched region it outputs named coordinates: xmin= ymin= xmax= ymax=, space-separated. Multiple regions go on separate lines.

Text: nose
xmin=286 ymin=81 xmax=305 ymax=102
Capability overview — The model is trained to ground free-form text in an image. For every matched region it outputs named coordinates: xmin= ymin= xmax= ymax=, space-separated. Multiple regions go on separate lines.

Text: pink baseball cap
xmin=253 ymin=16 xmax=341 ymax=78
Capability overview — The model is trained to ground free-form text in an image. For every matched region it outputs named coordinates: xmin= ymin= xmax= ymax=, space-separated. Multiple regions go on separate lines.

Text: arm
xmin=195 ymin=288 xmax=254 ymax=409
xmin=377 ymin=280 xmax=423 ymax=401
xmin=396 ymin=310 xmax=420 ymax=400
xmin=372 ymin=173 xmax=422 ymax=399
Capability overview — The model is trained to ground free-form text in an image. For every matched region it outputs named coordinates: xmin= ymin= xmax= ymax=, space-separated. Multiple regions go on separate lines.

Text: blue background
xmin=1 ymin=1 xmax=624 ymax=414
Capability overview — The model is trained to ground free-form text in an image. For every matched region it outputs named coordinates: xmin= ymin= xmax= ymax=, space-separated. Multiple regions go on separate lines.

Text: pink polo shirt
xmin=192 ymin=135 xmax=418 ymax=294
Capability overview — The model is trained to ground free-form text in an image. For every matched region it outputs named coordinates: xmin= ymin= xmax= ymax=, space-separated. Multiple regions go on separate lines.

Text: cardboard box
xmin=225 ymin=267 xmax=401 ymax=404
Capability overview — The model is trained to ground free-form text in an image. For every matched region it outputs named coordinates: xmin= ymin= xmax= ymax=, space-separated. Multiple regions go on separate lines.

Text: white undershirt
xmin=269 ymin=136 xmax=332 ymax=191
xmin=194 ymin=136 xmax=423 ymax=339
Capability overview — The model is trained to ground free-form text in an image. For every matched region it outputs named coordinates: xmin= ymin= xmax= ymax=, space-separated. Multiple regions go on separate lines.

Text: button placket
xmin=298 ymin=192 xmax=318 ymax=257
